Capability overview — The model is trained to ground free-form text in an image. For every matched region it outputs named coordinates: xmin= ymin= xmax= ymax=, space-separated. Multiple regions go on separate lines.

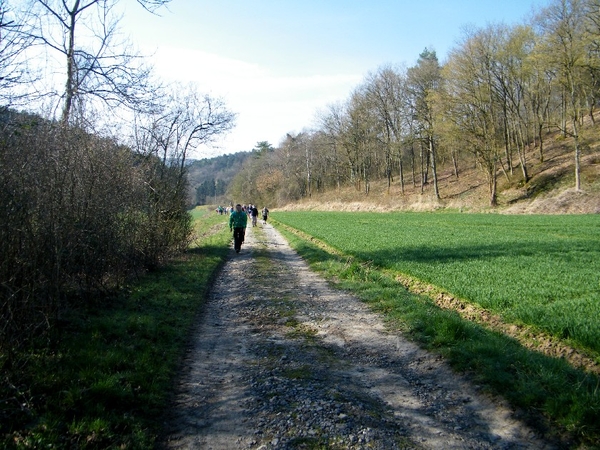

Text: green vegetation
xmin=271 ymin=211 xmax=600 ymax=446
xmin=4 ymin=206 xmax=599 ymax=446
xmin=273 ymin=211 xmax=600 ymax=355
xmin=1 ymin=208 xmax=230 ymax=449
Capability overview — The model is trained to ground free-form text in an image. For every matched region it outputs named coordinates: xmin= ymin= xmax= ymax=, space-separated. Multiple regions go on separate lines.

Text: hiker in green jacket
xmin=229 ymin=203 xmax=248 ymax=253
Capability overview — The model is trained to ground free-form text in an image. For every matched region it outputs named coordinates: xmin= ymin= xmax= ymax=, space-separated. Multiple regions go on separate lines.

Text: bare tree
xmin=443 ymin=26 xmax=507 ymax=207
xmin=318 ymin=101 xmax=348 ymax=192
xmin=536 ymin=0 xmax=588 ymax=191
xmin=525 ymin=26 xmax=556 ymax=163
xmin=134 ymin=83 xmax=235 ymax=227
xmin=363 ymin=64 xmax=408 ymax=193
xmin=137 ymin=85 xmax=236 ymax=166
xmin=583 ymin=0 xmax=600 ymax=122
xmin=281 ymin=132 xmax=311 ymax=198
xmin=407 ymin=49 xmax=443 ymax=199
xmin=25 ymin=0 xmax=170 ymax=124
xmin=0 ymin=0 xmax=36 ymax=102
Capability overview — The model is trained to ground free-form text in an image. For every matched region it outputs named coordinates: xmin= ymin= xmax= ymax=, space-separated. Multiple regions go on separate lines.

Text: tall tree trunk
xmin=503 ymin=108 xmax=513 ymax=175
xmin=452 ymin=149 xmax=459 ymax=179
xmin=62 ymin=2 xmax=80 ymax=124
xmin=399 ymin=157 xmax=405 ymax=195
xmin=410 ymin=144 xmax=416 ymax=188
xmin=429 ymin=137 xmax=440 ymax=199
xmin=573 ymin=116 xmax=581 ymax=191
xmin=515 ymin=124 xmax=529 ymax=183
xmin=419 ymin=141 xmax=424 ymax=194
xmin=489 ymin=160 xmax=498 ymax=207
xmin=568 ymin=75 xmax=582 ymax=191
xmin=386 ymin=144 xmax=392 ymax=193
xmin=538 ymin=123 xmax=545 ymax=163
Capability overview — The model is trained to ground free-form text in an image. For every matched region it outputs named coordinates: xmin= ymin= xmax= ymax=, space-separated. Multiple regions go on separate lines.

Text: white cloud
xmin=148 ymin=46 xmax=362 ymax=155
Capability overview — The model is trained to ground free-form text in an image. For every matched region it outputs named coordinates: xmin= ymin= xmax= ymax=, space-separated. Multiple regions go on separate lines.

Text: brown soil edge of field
xmin=396 ymin=274 xmax=600 ymax=376
xmin=274 ymin=221 xmax=600 ymax=377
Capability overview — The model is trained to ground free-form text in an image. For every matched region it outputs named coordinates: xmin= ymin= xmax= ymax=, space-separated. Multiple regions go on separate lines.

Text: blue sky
xmin=121 ymin=0 xmax=549 ymax=157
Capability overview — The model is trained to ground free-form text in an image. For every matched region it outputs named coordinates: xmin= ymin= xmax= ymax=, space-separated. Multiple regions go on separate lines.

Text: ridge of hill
xmin=279 ymin=129 xmax=600 ymax=215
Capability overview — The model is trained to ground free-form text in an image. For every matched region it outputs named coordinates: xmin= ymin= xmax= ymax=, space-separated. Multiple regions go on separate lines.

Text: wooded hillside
xmin=278 ymin=122 xmax=600 ymax=214
xmin=187 ymin=151 xmax=253 ymax=206
xmin=218 ymin=0 xmax=600 ymax=213
xmin=197 ymin=121 xmax=600 ymax=213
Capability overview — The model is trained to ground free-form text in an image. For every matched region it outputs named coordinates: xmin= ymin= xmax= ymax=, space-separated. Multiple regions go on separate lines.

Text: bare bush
xmin=0 ymin=109 xmax=192 ymax=351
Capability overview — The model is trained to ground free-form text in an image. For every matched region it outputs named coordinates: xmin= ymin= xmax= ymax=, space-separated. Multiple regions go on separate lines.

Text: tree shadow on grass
xmin=354 ymin=237 xmax=596 ymax=266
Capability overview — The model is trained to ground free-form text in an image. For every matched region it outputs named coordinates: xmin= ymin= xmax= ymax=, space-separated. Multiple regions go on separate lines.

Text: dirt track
xmin=159 ymin=222 xmax=556 ymax=449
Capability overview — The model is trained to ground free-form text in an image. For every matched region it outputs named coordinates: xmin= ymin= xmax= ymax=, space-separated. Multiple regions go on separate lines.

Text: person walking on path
xmin=261 ymin=206 xmax=269 ymax=224
xmin=229 ymin=204 xmax=248 ymax=253
xmin=250 ymin=204 xmax=259 ymax=227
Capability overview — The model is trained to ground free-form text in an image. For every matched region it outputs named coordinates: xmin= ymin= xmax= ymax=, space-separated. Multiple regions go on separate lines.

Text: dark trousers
xmin=233 ymin=227 xmax=245 ymax=252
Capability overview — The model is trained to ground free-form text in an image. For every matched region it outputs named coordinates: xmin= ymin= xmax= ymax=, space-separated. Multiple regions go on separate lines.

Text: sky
xmin=120 ymin=0 xmax=549 ymax=158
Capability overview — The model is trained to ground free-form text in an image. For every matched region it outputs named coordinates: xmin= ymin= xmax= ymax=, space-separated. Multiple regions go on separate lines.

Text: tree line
xmin=0 ymin=0 xmax=235 ymax=352
xmin=186 ymin=151 xmax=253 ymax=206
xmin=228 ymin=0 xmax=599 ymax=208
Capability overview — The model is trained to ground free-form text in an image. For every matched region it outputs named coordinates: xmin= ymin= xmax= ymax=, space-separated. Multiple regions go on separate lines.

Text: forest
xmin=223 ymin=0 xmax=600 ymax=210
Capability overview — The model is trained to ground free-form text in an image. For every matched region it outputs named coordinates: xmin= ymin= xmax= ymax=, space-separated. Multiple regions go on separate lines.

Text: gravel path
xmin=159 ymin=223 xmax=555 ymax=449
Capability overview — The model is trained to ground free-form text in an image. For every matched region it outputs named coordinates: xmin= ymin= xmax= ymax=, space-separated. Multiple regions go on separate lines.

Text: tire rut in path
xmin=160 ymin=223 xmax=556 ymax=449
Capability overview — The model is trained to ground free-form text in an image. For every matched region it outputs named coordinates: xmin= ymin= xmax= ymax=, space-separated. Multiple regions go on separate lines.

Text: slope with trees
xmin=228 ymin=0 xmax=600 ymax=212
xmin=187 ymin=151 xmax=253 ymax=206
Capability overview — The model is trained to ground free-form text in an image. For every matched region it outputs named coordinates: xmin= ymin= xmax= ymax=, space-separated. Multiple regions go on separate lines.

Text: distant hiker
xmin=229 ymin=203 xmax=248 ymax=253
xmin=250 ymin=204 xmax=259 ymax=227
xmin=262 ymin=207 xmax=269 ymax=224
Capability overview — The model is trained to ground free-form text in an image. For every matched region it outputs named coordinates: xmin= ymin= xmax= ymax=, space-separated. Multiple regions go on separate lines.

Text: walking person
xmin=261 ymin=206 xmax=269 ymax=224
xmin=229 ymin=204 xmax=248 ymax=253
xmin=250 ymin=204 xmax=259 ymax=227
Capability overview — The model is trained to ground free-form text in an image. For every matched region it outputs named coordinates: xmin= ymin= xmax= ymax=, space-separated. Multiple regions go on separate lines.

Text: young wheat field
xmin=273 ymin=211 xmax=600 ymax=356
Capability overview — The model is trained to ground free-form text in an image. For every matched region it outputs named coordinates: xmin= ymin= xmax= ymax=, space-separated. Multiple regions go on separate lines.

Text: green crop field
xmin=272 ymin=212 xmax=600 ymax=356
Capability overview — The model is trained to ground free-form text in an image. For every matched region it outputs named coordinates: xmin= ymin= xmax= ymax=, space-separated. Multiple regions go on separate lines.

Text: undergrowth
xmin=0 ymin=207 xmax=230 ymax=449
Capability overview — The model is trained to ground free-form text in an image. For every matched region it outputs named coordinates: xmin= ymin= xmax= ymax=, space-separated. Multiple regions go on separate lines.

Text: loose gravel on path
xmin=159 ymin=223 xmax=556 ymax=449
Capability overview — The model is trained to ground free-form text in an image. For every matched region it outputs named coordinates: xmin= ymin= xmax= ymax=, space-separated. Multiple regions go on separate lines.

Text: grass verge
xmin=1 ymin=207 xmax=230 ymax=449
xmin=271 ymin=219 xmax=600 ymax=448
